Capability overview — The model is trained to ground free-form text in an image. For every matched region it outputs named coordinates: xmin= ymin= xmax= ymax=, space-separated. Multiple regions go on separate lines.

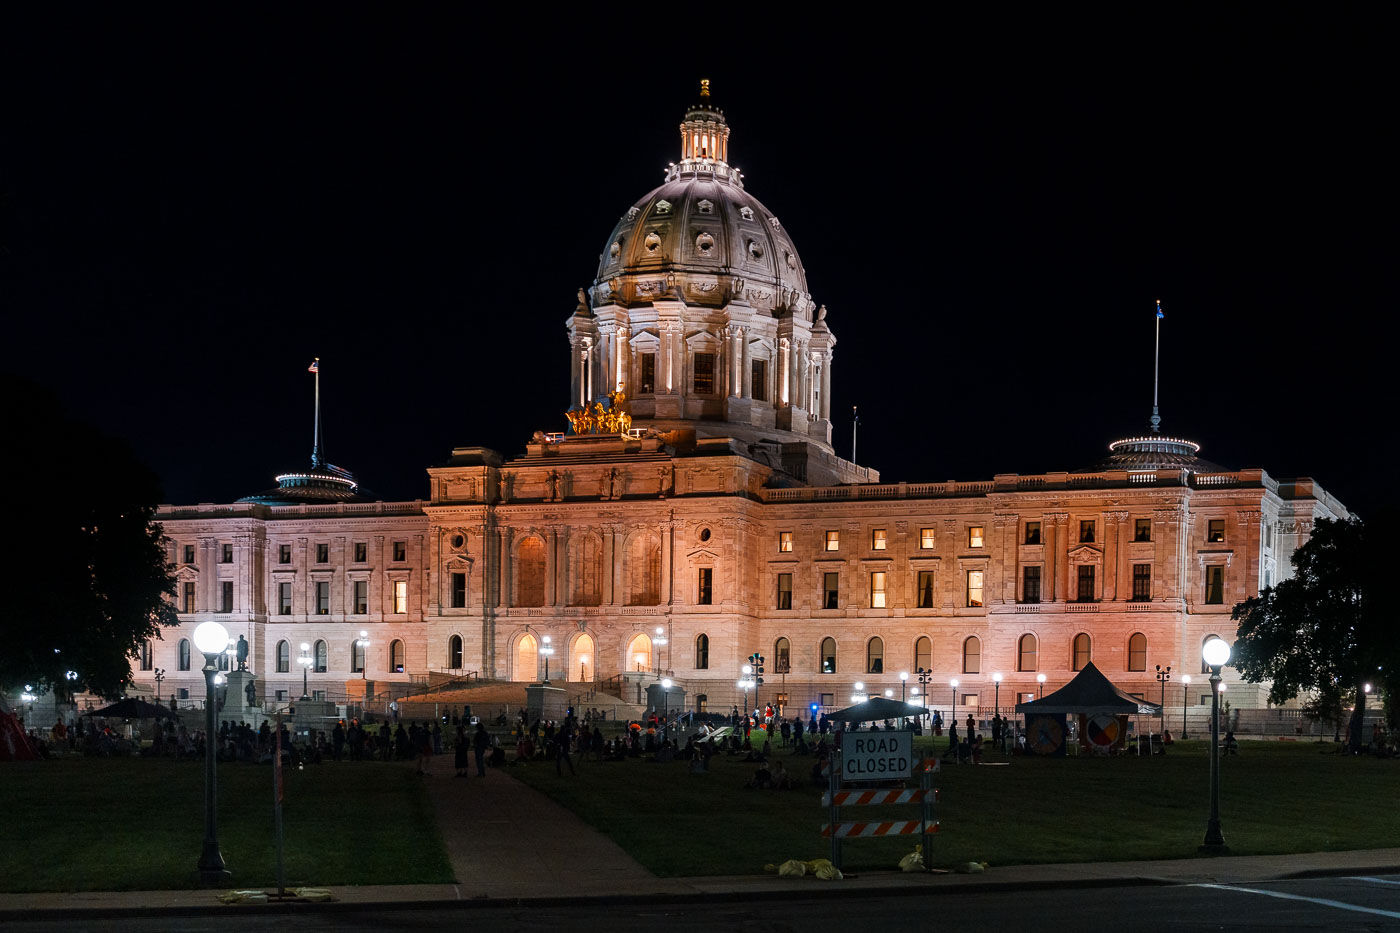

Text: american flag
xmin=308 ymin=358 xmax=319 ymax=373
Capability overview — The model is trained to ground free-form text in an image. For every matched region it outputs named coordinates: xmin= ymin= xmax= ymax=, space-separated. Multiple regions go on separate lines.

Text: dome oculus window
xmin=695 ymin=232 xmax=715 ymax=254
xmin=747 ymin=240 xmax=764 ymax=261
xmin=609 ymin=240 xmax=621 ymax=260
xmin=451 ymin=534 xmax=465 ymax=549
xmin=785 ymin=250 xmax=797 ymax=270
xmin=697 ymin=199 xmax=714 ymax=214
xmin=698 ymin=527 xmax=712 ymax=542
xmin=644 ymin=232 xmax=661 ymax=253
xmin=739 ymin=206 xmax=754 ymax=221
xmin=654 ymin=200 xmax=672 ymax=215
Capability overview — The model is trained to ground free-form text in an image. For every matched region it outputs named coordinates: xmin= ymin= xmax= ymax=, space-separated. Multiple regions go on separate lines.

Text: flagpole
xmin=852 ymin=405 xmax=859 ymax=464
xmin=1151 ymin=302 xmax=1162 ymax=434
xmin=310 ymin=358 xmax=321 ymax=467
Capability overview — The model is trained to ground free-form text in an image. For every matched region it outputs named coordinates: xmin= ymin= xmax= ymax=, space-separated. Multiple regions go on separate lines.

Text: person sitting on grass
xmin=1224 ymin=730 xmax=1239 ymax=755
xmin=747 ymin=764 xmax=772 ymax=789
xmin=771 ymin=759 xmax=792 ymax=790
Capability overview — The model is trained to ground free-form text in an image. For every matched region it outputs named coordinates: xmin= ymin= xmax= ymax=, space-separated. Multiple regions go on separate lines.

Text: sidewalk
xmin=3 ymin=749 xmax=1397 ymax=918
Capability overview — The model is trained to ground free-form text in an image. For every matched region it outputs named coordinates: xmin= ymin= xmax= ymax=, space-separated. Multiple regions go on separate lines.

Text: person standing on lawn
xmin=556 ymin=717 xmax=576 ymax=775
xmin=473 ymin=722 xmax=490 ymax=776
xmin=454 ymin=724 xmax=469 ymax=777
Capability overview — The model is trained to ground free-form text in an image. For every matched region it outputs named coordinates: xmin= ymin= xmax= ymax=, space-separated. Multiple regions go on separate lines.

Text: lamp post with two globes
xmin=193 ymin=620 xmax=233 ymax=884
xmin=298 ymin=643 xmax=313 ymax=700
xmin=540 ymin=636 xmax=555 ymax=685
xmin=1037 ymin=673 xmax=1046 ymax=697
xmin=356 ymin=631 xmax=370 ymax=679
xmin=949 ymin=679 xmax=958 ymax=725
xmin=1155 ymin=664 xmax=1172 ymax=733
xmin=737 ymin=665 xmax=756 ymax=724
xmin=1200 ymin=637 xmax=1231 ymax=852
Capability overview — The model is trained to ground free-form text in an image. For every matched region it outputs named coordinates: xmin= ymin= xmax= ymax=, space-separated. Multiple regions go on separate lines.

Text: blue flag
xmin=1156 ymin=300 xmax=1164 ymax=320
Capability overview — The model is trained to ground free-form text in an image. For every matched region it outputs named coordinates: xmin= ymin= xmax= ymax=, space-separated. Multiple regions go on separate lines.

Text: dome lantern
xmin=678 ymin=78 xmax=730 ymax=166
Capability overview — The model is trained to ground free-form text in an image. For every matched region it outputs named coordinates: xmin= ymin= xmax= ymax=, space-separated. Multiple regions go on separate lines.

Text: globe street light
xmin=192 ymin=620 xmax=232 ymax=883
xmin=654 ymin=627 xmax=668 ymax=677
xmin=1155 ymin=664 xmax=1172 ymax=733
xmin=993 ymin=672 xmax=1003 ymax=718
xmin=540 ymin=635 xmax=555 ymax=685
xmin=852 ymin=681 xmax=867 ymax=703
xmin=356 ymin=631 xmax=371 ymax=679
xmin=899 ymin=672 xmax=909 ymax=728
xmin=917 ymin=668 xmax=933 ymax=732
xmin=748 ymin=653 xmax=765 ymax=715
xmin=1200 ymin=637 xmax=1231 ymax=852
xmin=949 ymin=679 xmax=959 ymax=723
xmin=660 ymin=678 xmax=672 ymax=735
xmin=298 ymin=643 xmax=313 ymax=700
xmin=1037 ymin=673 xmax=1047 ymax=698
xmin=1180 ymin=674 xmax=1192 ymax=739
xmin=737 ymin=664 xmax=756 ymax=723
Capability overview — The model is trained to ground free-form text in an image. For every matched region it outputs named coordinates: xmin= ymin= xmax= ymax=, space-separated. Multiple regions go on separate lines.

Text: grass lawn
xmin=0 ymin=757 xmax=453 ymax=893
xmin=509 ymin=738 xmax=1400 ymax=876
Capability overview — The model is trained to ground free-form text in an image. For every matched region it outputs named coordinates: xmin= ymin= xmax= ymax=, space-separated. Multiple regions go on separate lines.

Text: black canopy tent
xmin=84 ymin=698 xmax=182 ymax=720
xmin=1014 ymin=663 xmax=1160 ymax=717
xmin=828 ymin=696 xmax=929 ymax=723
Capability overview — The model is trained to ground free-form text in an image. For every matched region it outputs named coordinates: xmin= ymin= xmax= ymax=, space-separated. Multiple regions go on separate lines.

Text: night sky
xmin=3 ymin=14 xmax=1389 ymax=518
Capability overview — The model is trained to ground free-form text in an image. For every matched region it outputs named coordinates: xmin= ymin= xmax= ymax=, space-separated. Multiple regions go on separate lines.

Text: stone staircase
xmin=396 ymin=679 xmax=647 ymax=725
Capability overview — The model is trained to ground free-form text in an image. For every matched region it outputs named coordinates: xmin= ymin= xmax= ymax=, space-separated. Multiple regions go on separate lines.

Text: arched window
xmin=314 ymin=639 xmax=328 ymax=673
xmin=914 ymin=636 xmax=932 ymax=672
xmin=695 ymin=693 xmax=709 ymax=714
xmin=625 ymin=534 xmax=662 ymax=606
xmin=1072 ymin=633 xmax=1091 ymax=672
xmin=139 ymin=641 xmax=153 ymax=671
xmin=389 ymin=639 xmax=405 ymax=673
xmin=820 ymin=637 xmax=837 ymax=673
xmin=962 ymin=636 xmax=981 ymax=674
xmin=1128 ymin=632 xmax=1147 ymax=672
xmin=449 ymin=634 xmax=463 ymax=669
xmin=695 ymin=633 xmax=709 ymax=669
xmin=177 ymin=639 xmax=191 ymax=672
xmin=570 ymin=532 xmax=604 ymax=607
xmin=774 ymin=637 xmax=791 ymax=673
xmin=572 ymin=633 xmax=595 ymax=682
xmin=515 ymin=634 xmax=537 ymax=682
xmin=1017 ymin=634 xmax=1038 ymax=672
xmin=866 ymin=637 xmax=884 ymax=674
xmin=276 ymin=640 xmax=290 ymax=673
xmin=627 ymin=632 xmax=653 ymax=673
xmin=1201 ymin=634 xmax=1220 ymax=674
xmin=516 ymin=536 xmax=546 ymax=607
xmin=352 ymin=638 xmax=366 ymax=673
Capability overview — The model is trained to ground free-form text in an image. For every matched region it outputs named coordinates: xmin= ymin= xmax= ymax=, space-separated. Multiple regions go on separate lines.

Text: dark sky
xmin=3 ymin=13 xmax=1389 ymax=517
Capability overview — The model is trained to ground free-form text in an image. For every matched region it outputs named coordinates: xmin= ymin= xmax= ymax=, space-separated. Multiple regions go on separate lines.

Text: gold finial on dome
xmin=699 ymin=78 xmax=710 ymax=98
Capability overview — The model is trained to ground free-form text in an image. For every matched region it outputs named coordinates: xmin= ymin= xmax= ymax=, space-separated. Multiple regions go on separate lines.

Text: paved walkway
xmin=2 ymin=751 xmax=1397 ymax=916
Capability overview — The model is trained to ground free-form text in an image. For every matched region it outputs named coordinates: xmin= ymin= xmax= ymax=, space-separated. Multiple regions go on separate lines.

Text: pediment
xmin=1068 ymin=545 xmax=1103 ymax=565
xmin=685 ymin=548 xmax=719 ymax=562
xmin=173 ymin=565 xmax=199 ymax=580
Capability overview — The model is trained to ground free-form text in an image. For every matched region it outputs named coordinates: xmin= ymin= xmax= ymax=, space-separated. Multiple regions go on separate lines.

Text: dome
xmin=589 ymin=82 xmax=814 ymax=319
xmin=1087 ymin=435 xmax=1229 ymax=473
xmin=237 ymin=461 xmax=372 ymax=506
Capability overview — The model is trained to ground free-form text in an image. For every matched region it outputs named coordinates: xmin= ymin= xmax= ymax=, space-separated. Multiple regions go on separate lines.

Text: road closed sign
xmin=840 ymin=731 xmax=912 ymax=782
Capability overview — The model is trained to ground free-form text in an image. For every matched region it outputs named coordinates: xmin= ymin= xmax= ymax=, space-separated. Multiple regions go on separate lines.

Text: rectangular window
xmin=393 ymin=541 xmax=407 ymax=562
xmin=751 ymin=359 xmax=768 ymax=402
xmin=968 ymin=525 xmax=984 ymax=548
xmin=920 ymin=527 xmax=935 ymax=549
xmin=278 ymin=544 xmax=291 ymax=564
xmin=220 ymin=581 xmax=234 ymax=613
xmin=1024 ymin=522 xmax=1041 ymax=545
xmin=917 ymin=570 xmax=935 ymax=608
xmin=870 ymin=571 xmax=887 ymax=608
xmin=355 ymin=580 xmax=368 ymax=614
xmin=697 ymin=568 xmax=713 ymax=605
xmin=823 ymin=572 xmax=840 ymax=609
xmin=394 ymin=580 xmax=408 ymax=613
xmin=1022 ymin=566 xmax=1041 ymax=604
xmin=316 ymin=582 xmax=330 ymax=615
xmin=871 ymin=529 xmax=887 ymax=550
xmin=1207 ymin=519 xmax=1225 ymax=543
xmin=1134 ymin=518 xmax=1152 ymax=542
xmin=966 ymin=571 xmax=984 ymax=607
xmin=779 ymin=531 xmax=793 ymax=552
xmin=354 ymin=542 xmax=367 ymax=563
xmin=183 ymin=544 xmax=195 ymax=564
xmin=1079 ymin=520 xmax=1095 ymax=543
xmin=450 ymin=573 xmax=465 ymax=608
xmin=278 ymin=582 xmax=292 ymax=615
xmin=1077 ymin=565 xmax=1096 ymax=602
xmin=182 ymin=582 xmax=196 ymax=613
xmin=1132 ymin=564 xmax=1152 ymax=601
xmin=316 ymin=543 xmax=329 ymax=563
xmin=776 ymin=573 xmax=792 ymax=610
xmin=1205 ymin=565 xmax=1225 ymax=604
xmin=640 ymin=352 xmax=656 ymax=394
xmin=221 ymin=543 xmax=233 ymax=563
xmin=825 ymin=530 xmax=840 ymax=551
xmin=693 ymin=352 xmax=715 ymax=394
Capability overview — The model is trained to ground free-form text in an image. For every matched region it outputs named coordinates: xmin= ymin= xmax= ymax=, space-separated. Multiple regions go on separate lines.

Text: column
xmin=570 ymin=338 xmax=583 ymax=409
xmin=498 ymin=527 xmax=512 ymax=608
xmin=1055 ymin=513 xmax=1070 ymax=602
xmin=555 ymin=527 xmax=570 ymax=607
xmin=198 ymin=538 xmax=214 ymax=612
xmin=602 ymin=527 xmax=616 ymax=606
xmin=779 ymin=339 xmax=790 ymax=406
xmin=1101 ymin=514 xmax=1118 ymax=601
xmin=820 ymin=354 xmax=832 ymax=420
xmin=545 ymin=527 xmax=558 ymax=607
xmin=741 ymin=328 xmax=752 ymax=398
xmin=661 ymin=522 xmax=675 ymax=605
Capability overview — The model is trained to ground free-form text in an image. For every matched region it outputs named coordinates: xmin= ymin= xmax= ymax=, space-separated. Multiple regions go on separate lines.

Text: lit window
xmin=917 ymin=571 xmax=935 ymax=608
xmin=1134 ymin=519 xmax=1152 ymax=542
xmin=390 ymin=640 xmax=405 ymax=674
xmin=914 ymin=636 xmax=931 ymax=671
xmin=968 ymin=526 xmax=984 ymax=548
xmin=316 ymin=582 xmax=330 ymax=615
xmin=693 ymin=352 xmax=716 ymax=394
xmin=821 ymin=637 xmax=837 ymax=673
xmin=966 ymin=571 xmax=984 ymax=607
xmin=695 ymin=633 xmax=709 ymax=669
xmin=355 ymin=581 xmax=369 ymax=614
xmin=1128 ymin=633 xmax=1147 ymax=671
xmin=393 ymin=580 xmax=408 ymax=613
xmin=316 ymin=543 xmax=329 ymax=563
xmin=1208 ymin=519 xmax=1225 ymax=543
xmin=1204 ymin=566 xmax=1224 ymax=604
xmin=871 ymin=529 xmax=887 ymax=550
xmin=920 ymin=527 xmax=935 ymax=549
xmin=182 ymin=582 xmax=196 ymax=614
xmin=697 ymin=568 xmax=713 ymax=605
xmin=1079 ymin=520 xmax=1095 ymax=543
xmin=776 ymin=573 xmax=792 ymax=609
xmin=823 ymin=572 xmax=840 ymax=609
xmin=1077 ymin=565 xmax=1096 ymax=602
xmin=774 ymin=637 xmax=791 ymax=673
xmin=352 ymin=640 xmax=365 ymax=674
xmin=870 ymin=571 xmax=887 ymax=608
xmin=393 ymin=541 xmax=407 ymax=562
xmin=278 ymin=582 xmax=292 ymax=615
xmin=825 ymin=530 xmax=840 ymax=551
xmin=962 ymin=636 xmax=981 ymax=674
xmin=314 ymin=640 xmax=327 ymax=673
xmin=1132 ymin=564 xmax=1151 ymax=601
xmin=1022 ymin=566 xmax=1041 ymax=604
xmin=779 ymin=531 xmax=793 ymax=552
xmin=450 ymin=573 xmax=465 ymax=609
xmin=1017 ymin=633 xmax=1038 ymax=672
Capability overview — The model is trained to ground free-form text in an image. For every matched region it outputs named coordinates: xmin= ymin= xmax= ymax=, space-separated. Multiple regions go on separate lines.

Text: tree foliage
xmin=1232 ymin=515 xmax=1390 ymax=748
xmin=0 ymin=376 xmax=178 ymax=697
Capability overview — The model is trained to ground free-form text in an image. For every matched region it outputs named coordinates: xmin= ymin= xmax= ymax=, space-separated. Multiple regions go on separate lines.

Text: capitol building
xmin=141 ymin=84 xmax=1351 ymax=717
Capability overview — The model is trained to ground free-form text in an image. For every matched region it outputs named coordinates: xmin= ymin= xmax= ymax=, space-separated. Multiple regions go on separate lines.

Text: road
xmin=7 ymin=875 xmax=1399 ymax=932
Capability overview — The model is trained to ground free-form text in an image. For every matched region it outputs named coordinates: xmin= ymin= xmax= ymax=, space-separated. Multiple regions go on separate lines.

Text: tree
xmin=1231 ymin=516 xmax=1390 ymax=753
xmin=0 ymin=375 xmax=178 ymax=698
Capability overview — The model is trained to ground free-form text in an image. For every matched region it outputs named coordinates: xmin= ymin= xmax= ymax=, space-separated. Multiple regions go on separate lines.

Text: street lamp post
xmin=899 ymin=672 xmax=909 ymax=728
xmin=1155 ymin=664 xmax=1172 ymax=734
xmin=917 ymin=668 xmax=933 ymax=732
xmin=660 ymin=678 xmax=672 ymax=735
xmin=737 ymin=664 xmax=755 ymax=723
xmin=298 ymin=643 xmax=312 ymax=700
xmin=949 ymin=679 xmax=959 ymax=725
xmin=1037 ymin=673 xmax=1046 ymax=698
xmin=1180 ymin=674 xmax=1191 ymax=739
xmin=748 ymin=653 xmax=765 ymax=717
xmin=993 ymin=672 xmax=1002 ymax=719
xmin=153 ymin=668 xmax=166 ymax=703
xmin=654 ymin=627 xmax=668 ymax=677
xmin=540 ymin=635 xmax=555 ymax=684
xmin=193 ymin=620 xmax=232 ymax=884
xmin=356 ymin=631 xmax=370 ymax=679
xmin=1200 ymin=637 xmax=1231 ymax=852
